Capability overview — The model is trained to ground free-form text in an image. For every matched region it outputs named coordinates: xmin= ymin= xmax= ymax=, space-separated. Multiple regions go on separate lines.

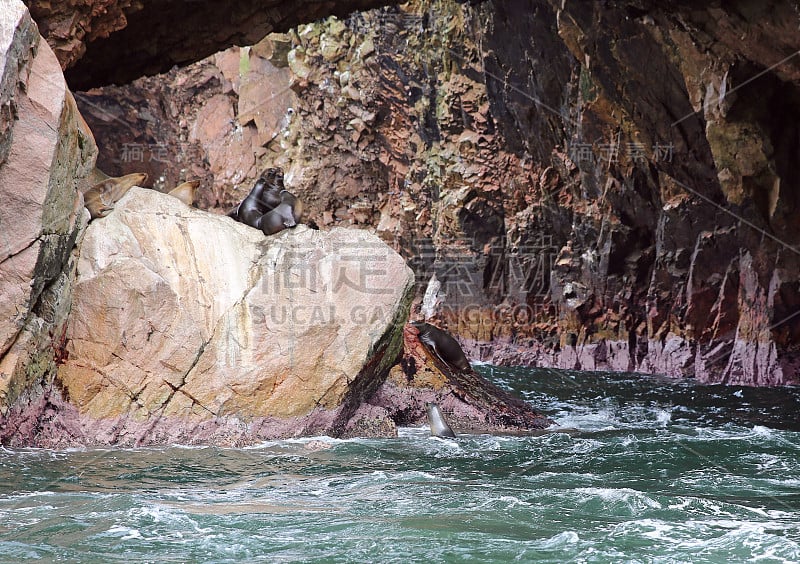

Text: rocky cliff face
xmin=2 ymin=1 xmax=551 ymax=446
xmin=0 ymin=2 xmax=96 ymax=420
xmin=71 ymin=0 xmax=800 ymax=386
xmin=24 ymin=0 xmax=395 ymax=89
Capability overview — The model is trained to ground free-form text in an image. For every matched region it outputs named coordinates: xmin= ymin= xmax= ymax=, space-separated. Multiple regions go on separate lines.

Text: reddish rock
xmin=22 ymin=0 xmax=800 ymax=388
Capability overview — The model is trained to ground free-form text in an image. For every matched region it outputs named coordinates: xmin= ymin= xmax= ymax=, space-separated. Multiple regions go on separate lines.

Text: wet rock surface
xmin=368 ymin=324 xmax=553 ymax=434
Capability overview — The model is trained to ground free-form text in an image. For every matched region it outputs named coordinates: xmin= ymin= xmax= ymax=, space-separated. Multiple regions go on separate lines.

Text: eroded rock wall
xmin=73 ymin=0 xmax=800 ymax=385
xmin=24 ymin=0 xmax=396 ymax=89
xmin=0 ymin=1 xmax=97 ymax=419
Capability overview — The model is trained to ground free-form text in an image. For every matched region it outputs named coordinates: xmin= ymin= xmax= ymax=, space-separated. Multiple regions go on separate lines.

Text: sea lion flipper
xmin=256 ymin=210 xmax=285 ymax=235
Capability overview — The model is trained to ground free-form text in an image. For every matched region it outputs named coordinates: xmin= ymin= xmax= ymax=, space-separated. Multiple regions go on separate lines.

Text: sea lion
xmin=83 ymin=172 xmax=148 ymax=219
xmin=256 ymin=190 xmax=303 ymax=236
xmin=167 ymin=180 xmax=199 ymax=206
xmin=259 ymin=167 xmax=285 ymax=209
xmin=231 ymin=167 xmax=285 ymax=228
xmin=83 ymin=167 xmax=110 ymax=188
xmin=236 ymin=177 xmax=270 ymax=227
xmin=426 ymin=403 xmax=456 ymax=438
xmin=411 ymin=321 xmax=471 ymax=372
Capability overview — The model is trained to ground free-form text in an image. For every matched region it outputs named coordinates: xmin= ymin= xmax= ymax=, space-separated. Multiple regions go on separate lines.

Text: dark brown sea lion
xmin=229 ymin=168 xmax=284 ymax=227
xmin=426 ymin=402 xmax=456 ymax=438
xmin=256 ymin=190 xmax=303 ymax=236
xmin=410 ymin=321 xmax=471 ymax=372
xmin=255 ymin=167 xmax=284 ymax=213
xmin=83 ymin=172 xmax=148 ymax=219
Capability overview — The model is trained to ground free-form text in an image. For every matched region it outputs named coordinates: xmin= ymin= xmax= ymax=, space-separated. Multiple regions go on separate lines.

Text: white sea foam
xmin=397 ymin=426 xmax=429 ymax=439
xmin=553 ymin=412 xmax=619 ymax=432
xmin=129 ymin=504 xmax=212 ymax=536
xmin=574 ymin=487 xmax=663 ymax=511
xmin=429 ymin=435 xmax=460 ymax=448
xmin=655 ymin=408 xmax=673 ymax=426
xmin=612 ymin=518 xmax=676 ymax=542
xmin=496 ymin=495 xmax=530 ymax=508
xmin=752 ymin=425 xmax=776 ymax=437
xmin=104 ymin=524 xmax=143 ymax=540
xmin=242 ymin=436 xmax=346 ymax=449
xmin=538 ymin=530 xmax=580 ymax=548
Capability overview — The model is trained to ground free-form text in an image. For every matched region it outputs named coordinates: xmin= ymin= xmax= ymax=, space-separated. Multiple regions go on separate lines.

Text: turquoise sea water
xmin=1 ymin=366 xmax=799 ymax=563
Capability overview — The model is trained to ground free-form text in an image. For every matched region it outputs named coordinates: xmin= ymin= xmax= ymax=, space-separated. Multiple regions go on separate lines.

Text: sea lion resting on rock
xmin=410 ymin=321 xmax=471 ymax=372
xmin=167 ymin=180 xmax=199 ymax=206
xmin=228 ymin=168 xmax=284 ymax=226
xmin=83 ymin=172 xmax=148 ymax=219
xmin=256 ymin=190 xmax=303 ymax=236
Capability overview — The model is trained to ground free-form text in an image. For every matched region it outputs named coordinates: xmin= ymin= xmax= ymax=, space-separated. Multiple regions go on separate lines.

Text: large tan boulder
xmin=55 ymin=187 xmax=414 ymax=445
xmin=0 ymin=1 xmax=96 ymax=417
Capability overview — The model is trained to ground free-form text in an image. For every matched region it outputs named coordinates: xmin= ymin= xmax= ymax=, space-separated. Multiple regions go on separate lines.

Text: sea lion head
xmin=254 ymin=169 xmax=284 ymax=212
xmin=167 ymin=180 xmax=200 ymax=206
xmin=83 ymin=172 xmax=148 ymax=219
xmin=260 ymin=167 xmax=284 ymax=189
xmin=426 ymin=402 xmax=456 ymax=438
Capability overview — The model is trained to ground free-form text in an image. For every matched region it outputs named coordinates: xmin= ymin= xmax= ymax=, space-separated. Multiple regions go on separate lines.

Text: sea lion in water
xmin=411 ymin=321 xmax=471 ymax=372
xmin=167 ymin=180 xmax=199 ymax=206
xmin=426 ymin=403 xmax=456 ymax=438
xmin=83 ymin=172 xmax=147 ymax=219
xmin=229 ymin=168 xmax=284 ymax=226
xmin=256 ymin=190 xmax=303 ymax=235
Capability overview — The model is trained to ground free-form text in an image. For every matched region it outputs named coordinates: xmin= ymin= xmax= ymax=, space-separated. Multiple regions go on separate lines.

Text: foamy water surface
xmin=1 ymin=367 xmax=799 ymax=563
